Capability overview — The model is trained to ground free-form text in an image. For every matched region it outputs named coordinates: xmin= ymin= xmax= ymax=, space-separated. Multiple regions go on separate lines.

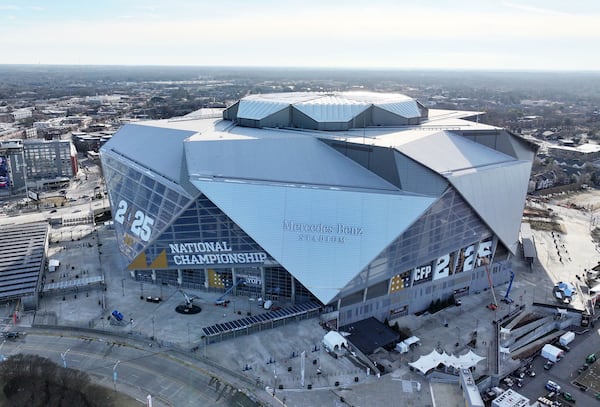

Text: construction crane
xmin=215 ymin=279 xmax=245 ymax=306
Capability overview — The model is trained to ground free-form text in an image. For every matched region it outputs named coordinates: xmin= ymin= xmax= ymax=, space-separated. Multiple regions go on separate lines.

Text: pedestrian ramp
xmin=201 ymin=301 xmax=321 ymax=341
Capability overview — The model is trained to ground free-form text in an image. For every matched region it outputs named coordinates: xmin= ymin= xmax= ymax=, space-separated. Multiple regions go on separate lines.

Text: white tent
xmin=395 ymin=342 xmax=409 ymax=354
xmin=408 ymin=350 xmax=446 ymax=374
xmin=397 ymin=336 xmax=421 ymax=354
xmin=460 ymin=350 xmax=486 ymax=367
xmin=409 ymin=349 xmax=486 ymax=374
xmin=404 ymin=336 xmax=420 ymax=347
xmin=322 ymin=331 xmax=348 ymax=352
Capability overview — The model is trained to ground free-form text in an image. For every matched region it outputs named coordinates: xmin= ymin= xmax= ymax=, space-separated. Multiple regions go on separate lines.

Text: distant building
xmin=0 ymin=140 xmax=26 ymax=195
xmin=547 ymin=142 xmax=600 ymax=161
xmin=23 ymin=127 xmax=37 ymax=139
xmin=71 ymin=131 xmax=113 ymax=152
xmin=11 ymin=108 xmax=33 ymax=122
xmin=533 ymin=171 xmax=557 ymax=190
xmin=0 ymin=139 xmax=78 ymax=196
xmin=22 ymin=139 xmax=78 ymax=181
xmin=0 ymin=113 xmax=13 ymax=123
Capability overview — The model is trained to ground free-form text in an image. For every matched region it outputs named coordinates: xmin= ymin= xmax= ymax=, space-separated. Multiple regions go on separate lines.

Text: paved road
xmin=1 ymin=331 xmax=243 ymax=407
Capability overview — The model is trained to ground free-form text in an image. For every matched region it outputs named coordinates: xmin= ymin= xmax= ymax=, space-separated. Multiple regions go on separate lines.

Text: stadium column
xmin=177 ymin=269 xmax=182 ymax=286
xmin=260 ymin=267 xmax=266 ymax=301
xmin=291 ymin=276 xmax=296 ymax=306
xmin=336 ymin=299 xmax=342 ymax=329
xmin=362 ymin=264 xmax=372 ymax=303
xmin=151 ymin=269 xmax=156 ymax=283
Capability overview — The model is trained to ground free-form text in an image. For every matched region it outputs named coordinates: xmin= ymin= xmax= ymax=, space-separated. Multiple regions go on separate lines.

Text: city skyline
xmin=1 ymin=0 xmax=600 ymax=71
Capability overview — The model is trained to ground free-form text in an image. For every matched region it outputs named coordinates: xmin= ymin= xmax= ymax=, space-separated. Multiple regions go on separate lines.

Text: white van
xmin=545 ymin=380 xmax=560 ymax=392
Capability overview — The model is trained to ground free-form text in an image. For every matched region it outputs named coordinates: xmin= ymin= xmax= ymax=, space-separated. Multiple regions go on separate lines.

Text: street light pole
xmin=151 ymin=316 xmax=155 ymax=340
xmin=0 ymin=340 xmax=6 ymax=361
xmin=60 ymin=348 xmax=71 ymax=369
xmin=187 ymin=322 xmax=190 ymax=345
xmin=113 ymin=360 xmax=120 ymax=391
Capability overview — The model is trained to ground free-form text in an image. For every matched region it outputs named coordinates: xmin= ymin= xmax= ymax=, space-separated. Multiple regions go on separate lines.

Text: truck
xmin=559 ymin=331 xmax=575 ymax=347
xmin=541 ymin=344 xmax=564 ymax=363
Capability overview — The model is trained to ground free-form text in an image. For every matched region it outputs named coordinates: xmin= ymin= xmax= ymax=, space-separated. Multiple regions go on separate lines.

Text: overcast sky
xmin=2 ymin=0 xmax=600 ymax=71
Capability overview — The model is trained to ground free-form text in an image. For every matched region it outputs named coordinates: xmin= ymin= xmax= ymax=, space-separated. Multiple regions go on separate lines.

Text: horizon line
xmin=1 ymin=63 xmax=600 ymax=74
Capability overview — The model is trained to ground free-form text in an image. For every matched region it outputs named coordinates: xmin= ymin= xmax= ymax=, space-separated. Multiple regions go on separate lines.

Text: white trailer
xmin=541 ymin=344 xmax=564 ymax=363
xmin=559 ymin=331 xmax=575 ymax=346
xmin=48 ymin=259 xmax=60 ymax=272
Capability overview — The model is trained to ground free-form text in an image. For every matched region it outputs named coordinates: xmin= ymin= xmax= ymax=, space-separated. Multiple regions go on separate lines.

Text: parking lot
xmin=493 ymin=292 xmax=600 ymax=404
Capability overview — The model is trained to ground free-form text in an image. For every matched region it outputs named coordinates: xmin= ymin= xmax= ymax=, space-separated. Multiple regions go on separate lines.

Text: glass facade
xmin=344 ymin=187 xmax=492 ymax=293
xmin=104 ymin=152 xmax=504 ymax=321
xmin=103 ymin=150 xmax=317 ymax=304
xmin=23 ymin=140 xmax=75 ymax=180
xmin=337 ymin=188 xmax=505 ymax=325
xmin=102 ymin=152 xmax=194 ymax=260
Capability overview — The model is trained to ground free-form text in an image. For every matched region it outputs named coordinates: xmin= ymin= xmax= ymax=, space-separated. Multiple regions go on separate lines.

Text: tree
xmin=0 ymin=354 xmax=116 ymax=407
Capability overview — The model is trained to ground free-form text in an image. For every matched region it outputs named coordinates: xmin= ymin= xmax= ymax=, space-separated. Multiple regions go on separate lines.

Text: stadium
xmin=100 ymin=91 xmax=536 ymax=327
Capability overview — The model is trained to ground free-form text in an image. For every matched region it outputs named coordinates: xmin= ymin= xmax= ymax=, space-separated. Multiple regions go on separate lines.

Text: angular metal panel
xmin=192 ymin=180 xmax=435 ymax=304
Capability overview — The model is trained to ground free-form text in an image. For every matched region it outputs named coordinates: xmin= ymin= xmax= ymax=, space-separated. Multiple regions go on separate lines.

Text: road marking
xmin=429 ymin=382 xmax=437 ymax=407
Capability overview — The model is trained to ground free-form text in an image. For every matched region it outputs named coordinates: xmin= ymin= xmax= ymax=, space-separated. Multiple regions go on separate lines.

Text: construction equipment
xmin=215 ymin=279 xmax=245 ymax=305
xmin=501 ymin=269 xmax=515 ymax=304
xmin=483 ymin=260 xmax=498 ymax=310
xmin=178 ymin=290 xmax=199 ymax=310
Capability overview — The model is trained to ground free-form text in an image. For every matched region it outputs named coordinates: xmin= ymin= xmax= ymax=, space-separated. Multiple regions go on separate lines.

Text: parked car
xmin=111 ymin=310 xmax=124 ymax=321
xmin=512 ymin=367 xmax=526 ymax=378
xmin=544 ymin=360 xmax=555 ymax=370
xmin=561 ymin=391 xmax=575 ymax=402
xmin=502 ymin=377 xmax=514 ymax=387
